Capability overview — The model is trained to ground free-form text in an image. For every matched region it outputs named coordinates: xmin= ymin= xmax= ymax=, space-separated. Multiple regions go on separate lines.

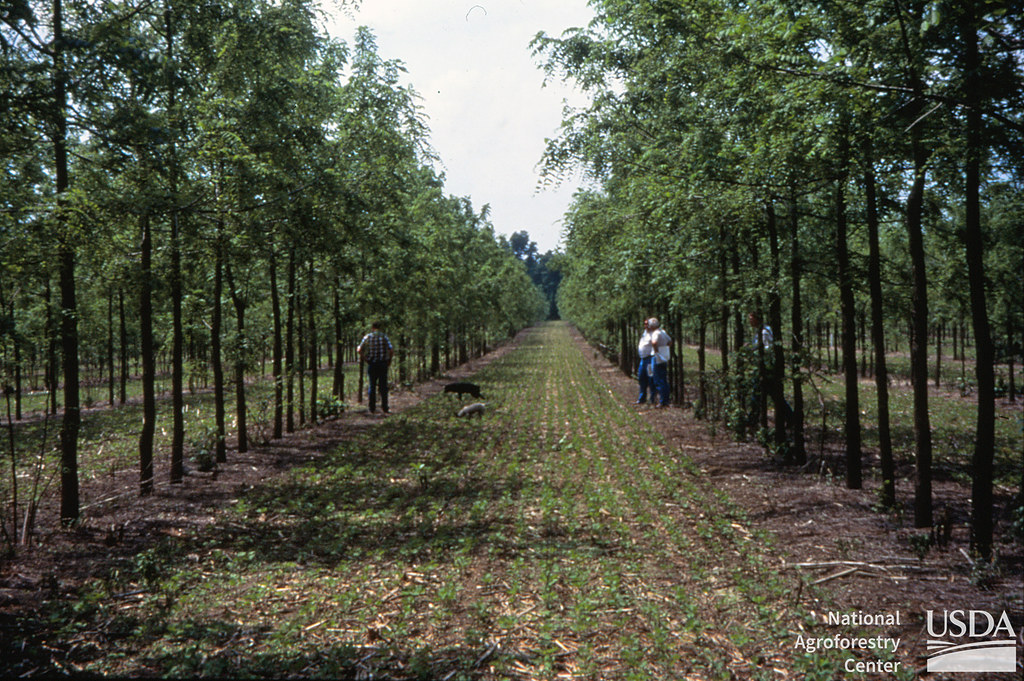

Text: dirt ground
xmin=1 ymin=326 xmax=1021 ymax=679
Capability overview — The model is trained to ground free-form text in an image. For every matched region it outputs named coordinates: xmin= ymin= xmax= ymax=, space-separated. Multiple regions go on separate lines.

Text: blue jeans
xmin=637 ymin=356 xmax=652 ymax=402
xmin=651 ymin=359 xmax=669 ymax=406
xmin=366 ymin=360 xmax=389 ymax=412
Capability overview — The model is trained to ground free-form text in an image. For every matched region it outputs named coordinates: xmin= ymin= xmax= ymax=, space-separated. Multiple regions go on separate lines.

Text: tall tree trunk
xmin=697 ymin=319 xmax=707 ymax=417
xmin=865 ymin=155 xmax=896 ymax=508
xmin=53 ymin=0 xmax=79 ymax=524
xmin=169 ymin=210 xmax=184 ymax=483
xmin=398 ymin=333 xmax=407 ymax=385
xmin=756 ymin=314 xmax=768 ymax=432
xmin=119 ymin=288 xmax=127 ymax=404
xmin=765 ymin=202 xmax=789 ymax=453
xmin=732 ymin=245 xmax=745 ymax=354
xmin=307 ymin=262 xmax=318 ymax=424
xmin=4 ymin=343 xmax=19 ymax=542
xmin=859 ymin=312 xmax=868 ymax=378
xmin=139 ymin=213 xmax=156 ymax=496
xmin=358 ymin=355 xmax=365 ymax=404
xmin=270 ymin=252 xmax=283 ymax=439
xmin=672 ymin=316 xmax=684 ymax=405
xmin=286 ymin=249 xmax=296 ymax=429
xmin=0 ymin=278 xmax=20 ymax=420
xmin=107 ymin=290 xmax=115 ymax=406
xmin=0 ymin=279 xmax=23 ymax=421
xmin=832 ymin=319 xmax=840 ymax=373
xmin=620 ymin=319 xmax=630 ymax=377
xmin=333 ymin=285 xmax=344 ymax=399
xmin=1008 ymin=316 xmax=1016 ymax=403
xmin=960 ymin=321 xmax=968 ymax=384
xmin=907 ymin=136 xmax=933 ymax=527
xmin=225 ymin=259 xmax=247 ymax=453
xmin=817 ymin=321 xmax=824 ymax=370
xmin=165 ymin=7 xmax=184 ymax=486
xmin=46 ymin=281 xmax=58 ymax=415
xmin=297 ymin=286 xmax=305 ymax=427
xmin=961 ymin=5 xmax=995 ymax=559
xmin=718 ymin=227 xmax=730 ymax=377
xmin=835 ymin=145 xmax=862 ymax=490
xmin=212 ymin=242 xmax=226 ymax=463
xmin=897 ymin=0 xmax=934 ymax=528
xmin=14 ymin=315 xmax=22 ymax=420
xmin=787 ymin=191 xmax=806 ymax=465
xmin=444 ymin=326 xmax=451 ymax=371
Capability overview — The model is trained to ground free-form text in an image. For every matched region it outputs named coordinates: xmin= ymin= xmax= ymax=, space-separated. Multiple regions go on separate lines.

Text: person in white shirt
xmin=746 ymin=310 xmax=792 ymax=432
xmin=746 ymin=311 xmax=770 ymax=427
xmin=647 ymin=317 xmax=672 ymax=407
xmin=636 ymin=318 xmax=654 ymax=404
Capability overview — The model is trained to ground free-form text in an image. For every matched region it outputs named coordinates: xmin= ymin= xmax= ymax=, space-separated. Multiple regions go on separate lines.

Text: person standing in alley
xmin=357 ymin=321 xmax=394 ymax=414
xmin=648 ymin=317 xmax=672 ymax=408
xmin=636 ymin=318 xmax=654 ymax=404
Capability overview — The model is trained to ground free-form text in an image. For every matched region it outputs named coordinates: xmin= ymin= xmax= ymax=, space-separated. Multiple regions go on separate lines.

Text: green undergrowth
xmin=1 ymin=365 xmax=363 ymax=521
xmin=28 ymin=323 xmax=895 ymax=679
xmin=670 ymin=341 xmax=1020 ymax=492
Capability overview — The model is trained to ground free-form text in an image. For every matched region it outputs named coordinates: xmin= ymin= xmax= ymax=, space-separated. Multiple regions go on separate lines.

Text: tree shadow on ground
xmin=3 ymin=392 xmax=625 ymax=679
xmin=197 ymin=406 xmax=622 ymax=565
xmin=132 ymin=623 xmax=521 ymax=679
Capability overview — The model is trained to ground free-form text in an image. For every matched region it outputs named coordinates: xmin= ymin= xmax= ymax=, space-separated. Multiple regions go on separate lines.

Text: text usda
xmin=926 ymin=610 xmax=1018 ymax=673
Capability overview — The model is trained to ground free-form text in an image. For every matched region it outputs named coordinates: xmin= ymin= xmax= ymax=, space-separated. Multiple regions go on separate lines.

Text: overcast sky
xmin=326 ymin=0 xmax=594 ymax=253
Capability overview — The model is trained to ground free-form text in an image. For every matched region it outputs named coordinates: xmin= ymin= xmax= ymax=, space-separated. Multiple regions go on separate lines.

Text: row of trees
xmin=1 ymin=0 xmax=545 ymax=536
xmin=533 ymin=0 xmax=1022 ymax=560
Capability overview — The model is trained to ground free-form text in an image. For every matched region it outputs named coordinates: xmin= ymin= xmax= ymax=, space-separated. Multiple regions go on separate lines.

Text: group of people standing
xmin=636 ymin=317 xmax=673 ymax=408
xmin=635 ymin=312 xmax=778 ymax=418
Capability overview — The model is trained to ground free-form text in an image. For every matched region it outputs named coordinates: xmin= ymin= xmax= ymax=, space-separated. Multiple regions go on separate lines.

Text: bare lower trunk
xmin=788 ymin=193 xmax=806 ymax=465
xmin=212 ymin=244 xmax=226 ymax=463
xmin=270 ymin=253 xmax=283 ymax=439
xmin=835 ymin=149 xmax=862 ymax=489
xmin=961 ymin=5 xmax=994 ymax=559
xmin=139 ymin=213 xmax=156 ymax=496
xmin=865 ymin=156 xmax=895 ymax=508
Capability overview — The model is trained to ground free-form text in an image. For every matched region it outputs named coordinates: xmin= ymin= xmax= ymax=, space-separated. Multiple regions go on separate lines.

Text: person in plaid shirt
xmin=357 ymin=321 xmax=395 ymax=414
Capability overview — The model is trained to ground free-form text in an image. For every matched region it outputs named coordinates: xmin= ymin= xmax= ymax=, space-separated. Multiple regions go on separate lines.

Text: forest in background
xmin=533 ymin=0 xmax=1023 ymax=561
xmin=1 ymin=0 xmax=553 ymax=551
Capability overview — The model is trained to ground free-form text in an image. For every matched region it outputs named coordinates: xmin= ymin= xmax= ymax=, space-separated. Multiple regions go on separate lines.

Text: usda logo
xmin=926 ymin=610 xmax=1018 ymax=673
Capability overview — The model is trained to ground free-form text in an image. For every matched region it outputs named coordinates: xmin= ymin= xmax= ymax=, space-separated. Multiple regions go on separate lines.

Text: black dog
xmin=443 ymin=381 xmax=482 ymax=400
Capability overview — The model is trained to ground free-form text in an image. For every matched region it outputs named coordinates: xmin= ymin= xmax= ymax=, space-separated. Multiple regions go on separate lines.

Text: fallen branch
xmin=109 ymin=588 xmax=147 ymax=600
xmin=473 ymin=643 xmax=499 ymax=669
xmin=811 ymin=567 xmax=860 ymax=584
xmin=787 ymin=560 xmax=923 ymax=585
xmin=783 ymin=560 xmax=931 ymax=572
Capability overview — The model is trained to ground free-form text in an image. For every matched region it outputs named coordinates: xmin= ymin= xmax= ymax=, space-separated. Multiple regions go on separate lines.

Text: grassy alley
xmin=17 ymin=323 xmax=896 ymax=680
